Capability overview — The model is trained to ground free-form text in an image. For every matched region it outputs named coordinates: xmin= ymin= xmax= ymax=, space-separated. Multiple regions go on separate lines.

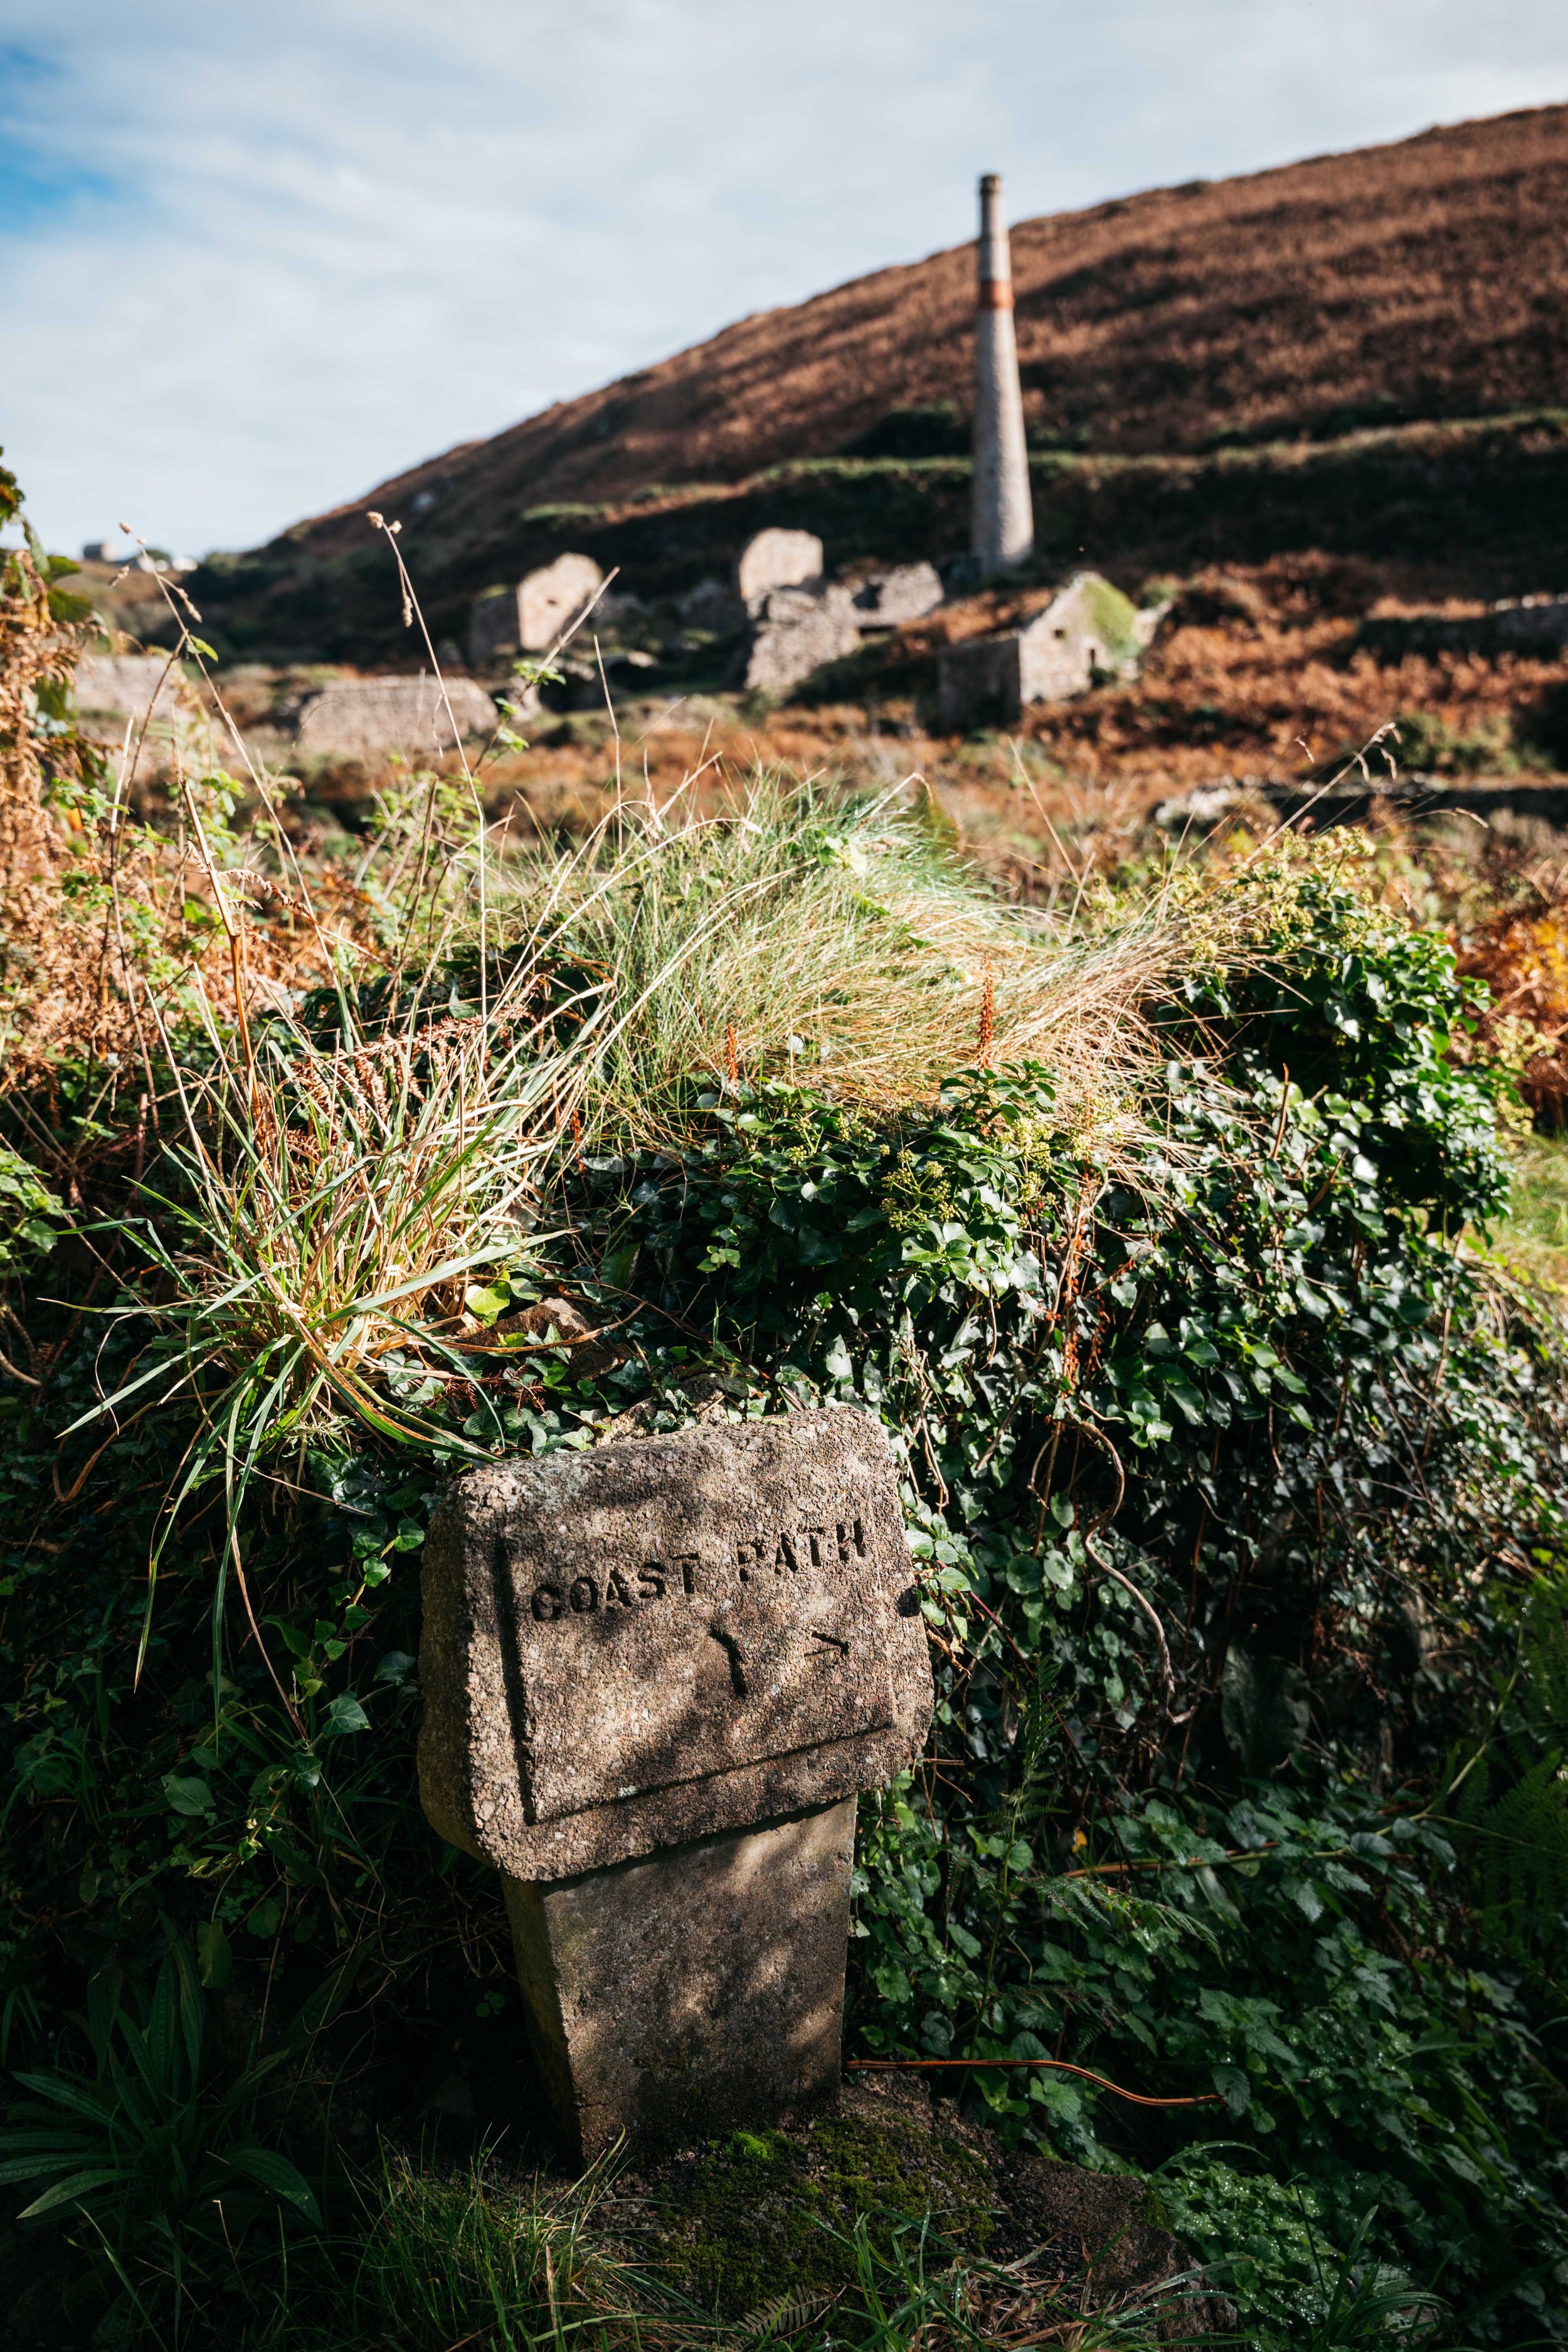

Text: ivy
xmin=4 ymin=858 xmax=1568 ymax=2338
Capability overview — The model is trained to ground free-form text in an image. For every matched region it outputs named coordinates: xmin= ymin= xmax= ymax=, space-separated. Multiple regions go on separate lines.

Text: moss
xmin=640 ymin=2095 xmax=996 ymax=2320
xmin=1078 ymin=572 xmax=1143 ymax=665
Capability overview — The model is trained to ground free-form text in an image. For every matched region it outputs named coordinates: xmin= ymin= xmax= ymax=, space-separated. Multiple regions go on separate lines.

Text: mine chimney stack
xmin=972 ymin=172 xmax=1034 ymax=576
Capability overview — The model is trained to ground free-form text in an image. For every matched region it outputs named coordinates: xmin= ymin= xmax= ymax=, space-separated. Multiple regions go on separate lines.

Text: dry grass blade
xmin=496 ymin=771 xmax=1261 ymax=1165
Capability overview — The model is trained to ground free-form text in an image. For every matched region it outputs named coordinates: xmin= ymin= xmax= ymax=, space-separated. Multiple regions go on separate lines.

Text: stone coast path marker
xmin=420 ymin=1408 xmax=933 ymax=2161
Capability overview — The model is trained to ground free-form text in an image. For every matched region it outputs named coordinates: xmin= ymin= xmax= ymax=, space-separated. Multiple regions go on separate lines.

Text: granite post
xmin=418 ymin=1409 xmax=933 ymax=2159
xmin=972 ymin=171 xmax=1034 ymax=576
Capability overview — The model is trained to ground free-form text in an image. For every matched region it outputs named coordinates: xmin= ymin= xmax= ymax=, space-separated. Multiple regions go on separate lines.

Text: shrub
xmin=4 ymin=495 xmax=1568 ymax=2345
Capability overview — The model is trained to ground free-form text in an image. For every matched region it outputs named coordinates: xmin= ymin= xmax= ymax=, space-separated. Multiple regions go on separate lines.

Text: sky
xmin=2 ymin=0 xmax=1566 ymax=561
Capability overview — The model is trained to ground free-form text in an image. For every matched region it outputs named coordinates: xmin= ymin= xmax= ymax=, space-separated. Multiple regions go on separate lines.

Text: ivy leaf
xmin=321 ymin=1693 xmax=369 ymax=1737
xmin=464 ymin=1283 xmax=511 ymax=1323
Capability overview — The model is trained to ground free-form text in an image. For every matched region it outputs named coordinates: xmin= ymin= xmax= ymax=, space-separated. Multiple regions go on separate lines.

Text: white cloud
xmin=1 ymin=0 xmax=1564 ymax=555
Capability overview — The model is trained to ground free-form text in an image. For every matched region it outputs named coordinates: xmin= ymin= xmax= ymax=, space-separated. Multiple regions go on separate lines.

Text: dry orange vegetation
xmin=447 ymin=554 xmax=1565 ymax=856
xmin=277 ymin=100 xmax=1568 ymax=571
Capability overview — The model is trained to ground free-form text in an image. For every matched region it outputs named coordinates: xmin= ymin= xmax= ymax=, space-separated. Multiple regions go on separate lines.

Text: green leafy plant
xmin=1443 ymin=1576 xmax=1568 ymax=1985
xmin=301 ymin=2141 xmax=638 ymax=2352
xmin=0 ymin=1145 xmax=65 ymax=1273
xmin=9 ymin=495 xmax=1568 ymax=2346
xmin=0 ymin=1936 xmax=320 ymax=2333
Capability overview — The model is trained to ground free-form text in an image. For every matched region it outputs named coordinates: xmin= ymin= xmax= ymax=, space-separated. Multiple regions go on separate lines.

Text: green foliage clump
xmin=0 ymin=1937 xmax=323 ymax=2339
xmin=0 ymin=1146 xmax=63 ymax=1272
xmin=622 ymin=859 xmax=1568 ymax=2336
xmin=7 ymin=795 xmax=1568 ymax=2345
xmin=1446 ymin=1578 xmax=1568 ymax=1977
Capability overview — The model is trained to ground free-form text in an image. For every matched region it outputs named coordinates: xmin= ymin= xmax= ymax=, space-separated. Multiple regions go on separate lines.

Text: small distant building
xmin=744 ymin=585 xmax=861 ymax=697
xmin=469 ymin=553 xmax=604 ymax=667
xmin=937 ymin=573 xmax=1145 ymax=730
xmin=736 ymin=529 xmax=824 ymax=613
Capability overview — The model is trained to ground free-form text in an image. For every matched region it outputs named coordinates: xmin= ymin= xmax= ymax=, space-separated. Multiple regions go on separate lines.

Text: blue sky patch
xmin=0 ymin=44 xmax=116 ymax=235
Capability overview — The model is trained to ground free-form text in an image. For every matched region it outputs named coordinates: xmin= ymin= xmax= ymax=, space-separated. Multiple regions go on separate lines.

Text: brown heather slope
xmin=289 ymin=102 xmax=1568 ymax=537
xmin=167 ymin=102 xmax=1568 ymax=666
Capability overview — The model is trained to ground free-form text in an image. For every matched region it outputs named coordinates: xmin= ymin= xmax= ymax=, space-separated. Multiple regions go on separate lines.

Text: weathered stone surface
xmin=418 ymin=1407 xmax=931 ymax=1879
xmin=468 ymin=554 xmax=606 ymax=666
xmin=850 ymin=561 xmax=944 ymax=628
xmin=937 ymin=631 xmax=1024 ymax=729
xmin=295 ymin=675 xmax=498 ymax=756
xmin=519 ymin=553 xmax=605 ymax=652
xmin=736 ymin=529 xmax=824 ymax=613
xmin=743 ymin=585 xmax=861 ymax=698
xmin=506 ymin=1798 xmax=855 ymax=2159
xmin=75 ymin=653 xmax=189 ymax=728
xmin=678 ymin=575 xmax=748 ymax=633
xmin=938 ymin=572 xmax=1142 ymax=729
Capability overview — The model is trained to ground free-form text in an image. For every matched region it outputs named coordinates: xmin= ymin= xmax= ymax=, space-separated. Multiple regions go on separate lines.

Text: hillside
xmin=315 ymin=102 xmax=1568 ymax=498
xmin=151 ymin=100 xmax=1568 ymax=665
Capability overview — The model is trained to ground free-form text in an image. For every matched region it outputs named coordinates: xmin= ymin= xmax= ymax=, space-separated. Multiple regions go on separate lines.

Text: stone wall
xmin=1358 ymin=593 xmax=1568 ymax=660
xmin=295 ymin=675 xmax=499 ymax=757
xmin=75 ymin=654 xmax=189 ymax=730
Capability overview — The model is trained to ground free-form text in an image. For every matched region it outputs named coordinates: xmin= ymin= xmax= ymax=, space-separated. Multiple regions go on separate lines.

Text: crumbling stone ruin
xmin=849 ymin=561 xmax=943 ymax=628
xmin=520 ymin=553 xmax=605 ymax=650
xmin=75 ymin=654 xmax=189 ymax=734
xmin=744 ymin=585 xmax=861 ymax=697
xmin=469 ymin=590 xmax=521 ymax=669
xmin=938 ymin=573 xmax=1150 ymax=729
xmin=469 ymin=553 xmax=605 ymax=667
xmin=296 ymin=675 xmax=498 ymax=757
xmin=677 ymin=576 xmax=747 ymax=633
xmin=736 ymin=528 xmax=824 ymax=610
xmin=738 ymin=538 xmax=944 ymax=699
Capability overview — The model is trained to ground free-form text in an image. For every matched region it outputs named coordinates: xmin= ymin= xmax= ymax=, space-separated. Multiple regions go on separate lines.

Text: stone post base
xmin=503 ymin=1797 xmax=857 ymax=2162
